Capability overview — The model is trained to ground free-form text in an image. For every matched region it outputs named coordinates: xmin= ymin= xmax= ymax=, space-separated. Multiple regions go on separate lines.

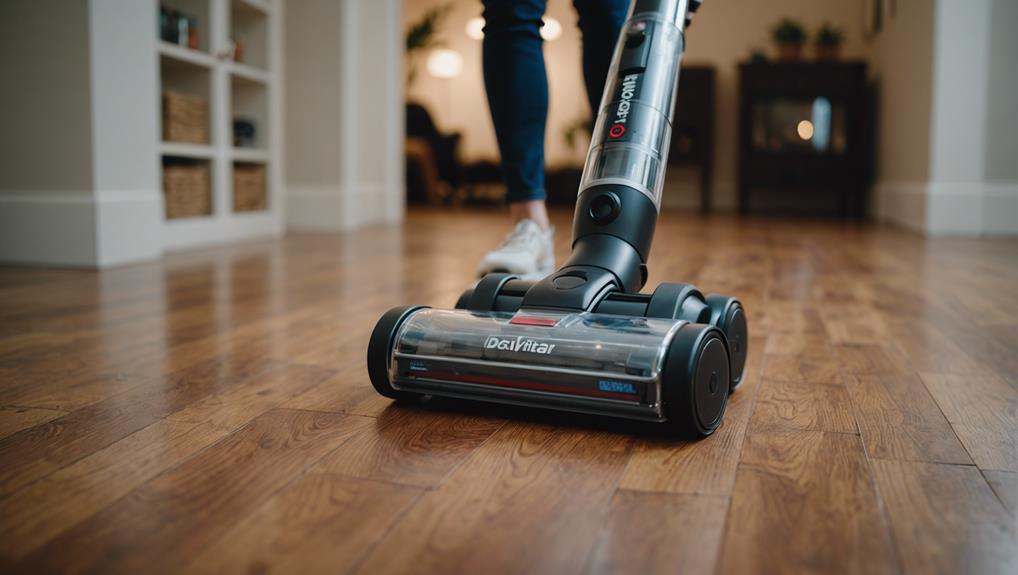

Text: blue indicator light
xmin=598 ymin=380 xmax=637 ymax=394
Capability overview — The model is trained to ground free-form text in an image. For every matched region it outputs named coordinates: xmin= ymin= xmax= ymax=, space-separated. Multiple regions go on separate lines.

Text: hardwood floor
xmin=1 ymin=208 xmax=1016 ymax=574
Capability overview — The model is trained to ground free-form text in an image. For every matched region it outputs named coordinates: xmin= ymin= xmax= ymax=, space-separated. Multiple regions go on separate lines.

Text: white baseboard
xmin=876 ymin=179 xmax=1018 ymax=235
xmin=285 ymin=186 xmax=346 ymax=231
xmin=0 ymin=190 xmax=161 ymax=267
xmin=927 ymin=181 xmax=1018 ymax=235
xmin=94 ymin=191 xmax=162 ymax=266
xmin=875 ymin=181 xmax=928 ymax=232
xmin=286 ymin=183 xmax=404 ymax=231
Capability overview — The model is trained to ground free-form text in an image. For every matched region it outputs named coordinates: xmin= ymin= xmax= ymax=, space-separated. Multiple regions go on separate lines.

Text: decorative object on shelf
xmin=233 ymin=118 xmax=257 ymax=148
xmin=771 ymin=18 xmax=807 ymax=61
xmin=231 ymin=39 xmax=244 ymax=63
xmin=233 ymin=164 xmax=267 ymax=212
xmin=406 ymin=3 xmax=452 ymax=87
xmin=159 ymin=6 xmax=200 ymax=50
xmin=814 ymin=22 xmax=844 ymax=60
xmin=187 ymin=17 xmax=199 ymax=50
xmin=162 ymin=91 xmax=209 ymax=144
xmin=159 ymin=7 xmax=176 ymax=43
xmin=163 ymin=160 xmax=211 ymax=218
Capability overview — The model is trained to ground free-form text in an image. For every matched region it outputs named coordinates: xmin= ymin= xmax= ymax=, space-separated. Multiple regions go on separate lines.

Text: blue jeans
xmin=482 ymin=0 xmax=629 ymax=203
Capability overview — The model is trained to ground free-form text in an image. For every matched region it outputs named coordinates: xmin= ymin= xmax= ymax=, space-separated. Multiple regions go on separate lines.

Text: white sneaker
xmin=478 ymin=219 xmax=555 ymax=280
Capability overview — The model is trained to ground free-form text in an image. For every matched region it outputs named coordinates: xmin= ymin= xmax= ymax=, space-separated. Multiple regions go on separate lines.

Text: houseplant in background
xmin=814 ymin=22 xmax=844 ymax=60
xmin=771 ymin=18 xmax=807 ymax=61
xmin=405 ymin=3 xmax=452 ymax=89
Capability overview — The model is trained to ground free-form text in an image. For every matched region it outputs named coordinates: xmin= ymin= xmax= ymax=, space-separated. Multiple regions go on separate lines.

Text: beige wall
xmin=405 ymin=0 xmax=871 ymax=208
xmin=285 ymin=0 xmax=405 ymax=231
xmin=984 ymin=0 xmax=1018 ymax=181
xmin=0 ymin=0 xmax=93 ymax=192
xmin=867 ymin=0 xmax=934 ymax=184
xmin=285 ymin=0 xmax=343 ymax=188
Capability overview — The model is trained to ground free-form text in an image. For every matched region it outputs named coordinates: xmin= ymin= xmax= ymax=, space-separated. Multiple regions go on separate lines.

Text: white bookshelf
xmin=158 ymin=0 xmax=281 ymax=250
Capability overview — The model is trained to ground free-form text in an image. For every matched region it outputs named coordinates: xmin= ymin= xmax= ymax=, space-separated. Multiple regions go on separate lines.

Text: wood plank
xmin=586 ymin=490 xmax=728 ymax=575
xmin=761 ymin=333 xmax=841 ymax=384
xmin=353 ymin=422 xmax=633 ymax=575
xmin=0 ymin=362 xmax=339 ymax=560
xmin=748 ymin=378 xmax=858 ymax=434
xmin=0 ymin=355 xmax=280 ymax=496
xmin=282 ymin=365 xmax=393 ymax=418
xmin=835 ymin=344 xmax=907 ymax=376
xmin=983 ymin=470 xmax=1018 ymax=516
xmin=183 ymin=473 xmax=422 ymax=575
xmin=14 ymin=409 xmax=374 ymax=574
xmin=0 ymin=419 xmax=224 ymax=562
xmin=843 ymin=373 xmax=972 ymax=464
xmin=0 ymin=405 xmax=66 ymax=440
xmin=871 ymin=460 xmax=1017 ymax=575
xmin=718 ymin=429 xmax=896 ymax=575
xmin=820 ymin=303 xmax=891 ymax=345
xmin=312 ymin=403 xmax=505 ymax=487
xmin=921 ymin=373 xmax=1018 ymax=471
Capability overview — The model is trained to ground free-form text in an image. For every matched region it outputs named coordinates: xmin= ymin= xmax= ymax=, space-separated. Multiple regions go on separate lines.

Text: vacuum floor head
xmin=368 ymin=306 xmax=730 ymax=437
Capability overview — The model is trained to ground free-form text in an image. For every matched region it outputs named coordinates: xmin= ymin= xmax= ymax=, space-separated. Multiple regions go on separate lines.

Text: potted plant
xmin=815 ymin=22 xmax=844 ymax=60
xmin=405 ymin=4 xmax=452 ymax=88
xmin=771 ymin=18 xmax=807 ymax=61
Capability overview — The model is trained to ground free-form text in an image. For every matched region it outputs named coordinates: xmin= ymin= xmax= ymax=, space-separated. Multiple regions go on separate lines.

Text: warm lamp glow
xmin=464 ymin=16 xmax=562 ymax=41
xmin=797 ymin=120 xmax=814 ymax=140
xmin=427 ymin=49 xmax=463 ymax=79
xmin=541 ymin=17 xmax=562 ymax=41
xmin=465 ymin=17 xmax=484 ymax=40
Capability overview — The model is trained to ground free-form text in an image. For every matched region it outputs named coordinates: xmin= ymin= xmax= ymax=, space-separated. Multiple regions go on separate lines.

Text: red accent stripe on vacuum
xmin=407 ymin=370 xmax=639 ymax=402
xmin=508 ymin=316 xmax=561 ymax=327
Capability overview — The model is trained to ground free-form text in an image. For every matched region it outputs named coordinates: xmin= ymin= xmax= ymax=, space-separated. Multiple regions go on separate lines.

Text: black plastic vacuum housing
xmin=367 ymin=0 xmax=747 ymax=437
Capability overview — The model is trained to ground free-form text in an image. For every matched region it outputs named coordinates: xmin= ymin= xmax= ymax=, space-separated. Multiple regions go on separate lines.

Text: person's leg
xmin=572 ymin=0 xmax=629 ymax=117
xmin=478 ymin=0 xmax=555 ymax=278
xmin=482 ymin=0 xmax=550 ymax=229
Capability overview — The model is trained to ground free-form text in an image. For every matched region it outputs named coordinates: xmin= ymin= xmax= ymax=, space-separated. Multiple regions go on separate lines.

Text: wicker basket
xmin=162 ymin=91 xmax=209 ymax=144
xmin=163 ymin=163 xmax=211 ymax=218
xmin=233 ymin=164 xmax=267 ymax=212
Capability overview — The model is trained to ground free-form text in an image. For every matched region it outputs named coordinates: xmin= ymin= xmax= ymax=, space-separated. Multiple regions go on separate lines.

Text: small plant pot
xmin=815 ymin=44 xmax=841 ymax=61
xmin=776 ymin=42 xmax=804 ymax=61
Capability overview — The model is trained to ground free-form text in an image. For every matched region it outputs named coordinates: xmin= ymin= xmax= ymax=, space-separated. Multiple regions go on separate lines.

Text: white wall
xmin=0 ymin=0 xmax=161 ymax=266
xmin=876 ymin=0 xmax=1018 ymax=235
xmin=285 ymin=0 xmax=404 ymax=231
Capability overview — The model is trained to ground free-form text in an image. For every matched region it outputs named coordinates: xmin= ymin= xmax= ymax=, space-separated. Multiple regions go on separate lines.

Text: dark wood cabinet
xmin=738 ymin=61 xmax=868 ymax=217
xmin=670 ymin=66 xmax=715 ymax=211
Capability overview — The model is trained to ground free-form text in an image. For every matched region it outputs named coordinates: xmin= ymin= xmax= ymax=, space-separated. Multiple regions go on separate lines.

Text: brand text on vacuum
xmin=614 ymin=74 xmax=639 ymax=125
xmin=484 ymin=336 xmax=556 ymax=355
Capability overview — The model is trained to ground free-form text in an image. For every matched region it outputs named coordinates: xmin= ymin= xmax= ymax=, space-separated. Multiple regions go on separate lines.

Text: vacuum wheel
xmin=662 ymin=323 xmax=731 ymax=438
xmin=705 ymin=295 xmax=748 ymax=390
xmin=366 ymin=305 xmax=428 ymax=401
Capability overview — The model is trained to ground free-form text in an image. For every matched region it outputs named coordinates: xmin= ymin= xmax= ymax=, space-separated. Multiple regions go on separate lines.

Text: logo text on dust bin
xmin=484 ymin=336 xmax=556 ymax=355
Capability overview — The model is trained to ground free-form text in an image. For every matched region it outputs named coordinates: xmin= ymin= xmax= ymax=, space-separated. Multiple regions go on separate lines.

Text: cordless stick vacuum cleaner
xmin=368 ymin=0 xmax=747 ymax=437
